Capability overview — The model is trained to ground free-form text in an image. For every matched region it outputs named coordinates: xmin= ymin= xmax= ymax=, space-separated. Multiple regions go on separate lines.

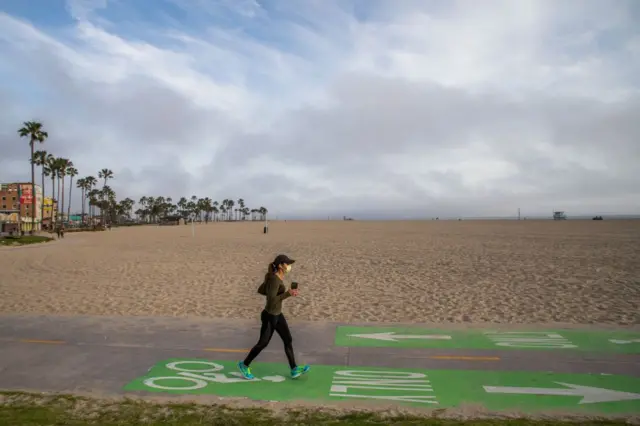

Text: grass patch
xmin=0 ymin=235 xmax=53 ymax=246
xmin=0 ymin=391 xmax=633 ymax=426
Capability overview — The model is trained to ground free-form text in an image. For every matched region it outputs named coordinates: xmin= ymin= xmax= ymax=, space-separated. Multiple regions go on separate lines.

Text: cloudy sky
xmin=1 ymin=0 xmax=638 ymax=219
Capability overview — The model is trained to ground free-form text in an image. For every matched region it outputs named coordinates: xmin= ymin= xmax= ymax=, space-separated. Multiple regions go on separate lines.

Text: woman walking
xmin=238 ymin=254 xmax=310 ymax=380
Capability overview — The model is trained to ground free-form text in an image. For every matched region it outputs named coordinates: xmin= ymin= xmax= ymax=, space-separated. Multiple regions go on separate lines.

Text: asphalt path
xmin=0 ymin=314 xmax=638 ymax=414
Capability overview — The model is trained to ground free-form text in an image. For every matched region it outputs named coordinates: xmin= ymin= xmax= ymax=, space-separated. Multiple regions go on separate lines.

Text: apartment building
xmin=42 ymin=196 xmax=58 ymax=230
xmin=0 ymin=182 xmax=43 ymax=232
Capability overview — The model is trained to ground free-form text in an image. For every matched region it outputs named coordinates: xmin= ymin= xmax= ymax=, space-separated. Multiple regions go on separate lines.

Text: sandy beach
xmin=1 ymin=220 xmax=639 ymax=325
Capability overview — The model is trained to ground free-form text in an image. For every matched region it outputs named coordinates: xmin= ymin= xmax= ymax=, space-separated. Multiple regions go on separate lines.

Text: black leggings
xmin=244 ymin=310 xmax=297 ymax=369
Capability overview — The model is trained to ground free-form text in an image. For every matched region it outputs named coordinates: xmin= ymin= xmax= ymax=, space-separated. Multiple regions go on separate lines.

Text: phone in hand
xmin=291 ymin=282 xmax=299 ymax=290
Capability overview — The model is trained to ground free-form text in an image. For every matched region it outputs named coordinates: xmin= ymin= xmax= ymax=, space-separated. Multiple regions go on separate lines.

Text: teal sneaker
xmin=237 ymin=361 xmax=254 ymax=380
xmin=291 ymin=365 xmax=310 ymax=379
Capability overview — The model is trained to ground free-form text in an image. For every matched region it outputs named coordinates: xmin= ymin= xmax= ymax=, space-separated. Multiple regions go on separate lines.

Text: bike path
xmin=1 ymin=314 xmax=639 ymax=416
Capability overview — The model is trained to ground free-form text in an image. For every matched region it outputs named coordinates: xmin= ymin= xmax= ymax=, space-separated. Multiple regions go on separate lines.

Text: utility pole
xmin=518 ymin=208 xmax=521 ymax=221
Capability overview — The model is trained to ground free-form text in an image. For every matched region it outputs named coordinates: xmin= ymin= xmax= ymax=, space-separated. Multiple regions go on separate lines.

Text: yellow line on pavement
xmin=203 ymin=348 xmax=248 ymax=353
xmin=429 ymin=355 xmax=499 ymax=361
xmin=19 ymin=339 xmax=66 ymax=345
xmin=14 ymin=340 xmax=499 ymax=362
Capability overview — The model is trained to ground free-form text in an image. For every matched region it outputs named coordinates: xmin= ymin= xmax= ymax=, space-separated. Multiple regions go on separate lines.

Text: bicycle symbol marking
xmin=142 ymin=361 xmax=286 ymax=391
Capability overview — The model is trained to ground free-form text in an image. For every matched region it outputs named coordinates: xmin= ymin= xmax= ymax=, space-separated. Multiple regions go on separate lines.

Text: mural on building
xmin=0 ymin=182 xmax=44 ymax=231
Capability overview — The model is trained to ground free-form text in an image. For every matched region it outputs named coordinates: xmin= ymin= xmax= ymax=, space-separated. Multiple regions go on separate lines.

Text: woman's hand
xmin=290 ymin=289 xmax=299 ymax=297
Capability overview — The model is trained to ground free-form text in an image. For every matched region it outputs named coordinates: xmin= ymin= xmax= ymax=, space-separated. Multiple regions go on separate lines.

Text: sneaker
xmin=291 ymin=365 xmax=310 ymax=379
xmin=237 ymin=361 xmax=254 ymax=380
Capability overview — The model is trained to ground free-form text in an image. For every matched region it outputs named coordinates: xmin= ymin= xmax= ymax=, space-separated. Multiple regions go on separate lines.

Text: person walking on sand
xmin=238 ymin=254 xmax=310 ymax=380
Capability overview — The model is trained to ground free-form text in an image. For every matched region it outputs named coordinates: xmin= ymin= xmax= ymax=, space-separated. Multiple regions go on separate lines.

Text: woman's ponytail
xmin=264 ymin=262 xmax=275 ymax=283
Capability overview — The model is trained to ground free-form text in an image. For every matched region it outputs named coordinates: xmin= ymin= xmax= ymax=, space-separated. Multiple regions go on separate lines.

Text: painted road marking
xmin=336 ymin=326 xmax=640 ymax=353
xmin=19 ymin=339 xmax=65 ymax=345
xmin=483 ymin=382 xmax=640 ymax=404
xmin=430 ymin=355 xmax=499 ymax=361
xmin=484 ymin=331 xmax=577 ymax=348
xmin=330 ymin=370 xmax=438 ymax=404
xmin=348 ymin=332 xmax=452 ymax=342
xmin=7 ymin=338 xmax=499 ymax=361
xmin=124 ymin=359 xmax=640 ymax=414
xmin=202 ymin=348 xmax=248 ymax=353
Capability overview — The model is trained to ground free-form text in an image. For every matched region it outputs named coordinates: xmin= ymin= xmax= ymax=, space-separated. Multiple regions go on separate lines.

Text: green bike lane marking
xmin=335 ymin=326 xmax=640 ymax=353
xmin=124 ymin=359 xmax=640 ymax=414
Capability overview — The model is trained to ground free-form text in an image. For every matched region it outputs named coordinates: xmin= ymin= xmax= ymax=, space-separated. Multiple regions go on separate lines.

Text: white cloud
xmin=0 ymin=0 xmax=638 ymax=219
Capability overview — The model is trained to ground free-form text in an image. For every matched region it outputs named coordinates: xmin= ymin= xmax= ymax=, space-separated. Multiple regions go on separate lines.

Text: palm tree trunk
xmin=81 ymin=188 xmax=85 ymax=224
xmin=56 ymin=177 xmax=61 ymax=226
xmin=50 ymin=176 xmax=55 ymax=229
xmin=40 ymin=166 xmax=45 ymax=231
xmin=30 ymin=141 xmax=36 ymax=234
xmin=61 ymin=176 xmax=65 ymax=226
xmin=67 ymin=176 xmax=74 ymax=221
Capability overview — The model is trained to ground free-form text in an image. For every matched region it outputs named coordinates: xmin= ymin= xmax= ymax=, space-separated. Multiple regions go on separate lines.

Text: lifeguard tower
xmin=553 ymin=211 xmax=567 ymax=220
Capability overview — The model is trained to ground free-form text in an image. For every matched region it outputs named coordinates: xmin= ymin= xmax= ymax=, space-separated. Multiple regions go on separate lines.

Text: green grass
xmin=0 ymin=392 xmax=633 ymax=426
xmin=0 ymin=235 xmax=53 ymax=246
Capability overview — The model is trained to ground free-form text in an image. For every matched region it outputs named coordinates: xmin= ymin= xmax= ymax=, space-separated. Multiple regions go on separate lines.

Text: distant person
xmin=238 ymin=254 xmax=310 ymax=380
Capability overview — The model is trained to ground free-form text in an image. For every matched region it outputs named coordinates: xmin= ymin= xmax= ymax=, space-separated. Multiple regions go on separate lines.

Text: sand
xmin=0 ymin=220 xmax=639 ymax=325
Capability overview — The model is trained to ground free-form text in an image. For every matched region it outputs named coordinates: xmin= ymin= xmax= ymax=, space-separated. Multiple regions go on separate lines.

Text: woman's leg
xmin=274 ymin=314 xmax=297 ymax=370
xmin=243 ymin=311 xmax=276 ymax=367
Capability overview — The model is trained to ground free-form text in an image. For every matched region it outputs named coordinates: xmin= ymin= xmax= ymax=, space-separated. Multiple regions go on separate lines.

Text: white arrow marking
xmin=609 ymin=339 xmax=640 ymax=344
xmin=347 ymin=332 xmax=451 ymax=342
xmin=483 ymin=382 xmax=640 ymax=404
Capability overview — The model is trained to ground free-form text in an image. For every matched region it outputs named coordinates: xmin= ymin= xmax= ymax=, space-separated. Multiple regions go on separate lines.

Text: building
xmin=0 ymin=182 xmax=43 ymax=232
xmin=43 ymin=197 xmax=58 ymax=230
xmin=553 ymin=211 xmax=567 ymax=220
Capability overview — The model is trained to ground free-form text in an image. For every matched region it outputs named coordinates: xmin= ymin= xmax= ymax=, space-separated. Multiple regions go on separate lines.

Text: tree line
xmin=18 ymin=121 xmax=268 ymax=230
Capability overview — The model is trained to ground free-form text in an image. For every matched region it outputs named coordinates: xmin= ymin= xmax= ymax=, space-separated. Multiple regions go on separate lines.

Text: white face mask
xmin=284 ymin=264 xmax=292 ymax=273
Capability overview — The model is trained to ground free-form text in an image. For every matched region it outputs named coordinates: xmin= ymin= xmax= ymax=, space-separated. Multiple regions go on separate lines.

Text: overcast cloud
xmin=0 ymin=0 xmax=638 ymax=219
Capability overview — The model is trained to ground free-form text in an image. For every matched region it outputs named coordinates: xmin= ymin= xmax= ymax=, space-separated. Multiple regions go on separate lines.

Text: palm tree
xmin=202 ymin=197 xmax=212 ymax=223
xmin=66 ymin=166 xmax=78 ymax=221
xmin=227 ymin=199 xmax=235 ymax=221
xmin=76 ymin=178 xmax=86 ymax=223
xmin=98 ymin=169 xmax=113 ymax=224
xmin=175 ymin=197 xmax=186 ymax=220
xmin=121 ymin=197 xmax=135 ymax=220
xmin=101 ymin=185 xmax=116 ymax=223
xmin=18 ymin=121 xmax=48 ymax=234
xmin=83 ymin=176 xmax=97 ymax=224
xmin=44 ymin=156 xmax=57 ymax=227
xmin=259 ymin=206 xmax=268 ymax=221
xmin=32 ymin=150 xmax=52 ymax=227
xmin=51 ymin=158 xmax=63 ymax=224
xmin=98 ymin=168 xmax=113 ymax=188
xmin=212 ymin=201 xmax=219 ymax=221
xmin=52 ymin=158 xmax=68 ymax=226
xmin=88 ymin=189 xmax=100 ymax=222
xmin=238 ymin=198 xmax=245 ymax=221
xmin=57 ymin=159 xmax=72 ymax=224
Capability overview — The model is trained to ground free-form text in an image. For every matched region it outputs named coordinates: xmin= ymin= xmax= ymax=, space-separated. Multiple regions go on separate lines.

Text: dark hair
xmin=264 ymin=262 xmax=276 ymax=283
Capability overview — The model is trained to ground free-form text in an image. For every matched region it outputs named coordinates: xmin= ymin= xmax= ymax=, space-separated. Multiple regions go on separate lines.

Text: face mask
xmin=285 ymin=264 xmax=292 ymax=273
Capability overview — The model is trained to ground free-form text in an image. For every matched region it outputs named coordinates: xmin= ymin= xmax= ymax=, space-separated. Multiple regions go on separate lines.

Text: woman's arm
xmin=265 ymin=275 xmax=291 ymax=302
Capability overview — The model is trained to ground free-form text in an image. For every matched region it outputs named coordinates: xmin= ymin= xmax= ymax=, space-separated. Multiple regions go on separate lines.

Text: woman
xmin=238 ymin=254 xmax=310 ymax=380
